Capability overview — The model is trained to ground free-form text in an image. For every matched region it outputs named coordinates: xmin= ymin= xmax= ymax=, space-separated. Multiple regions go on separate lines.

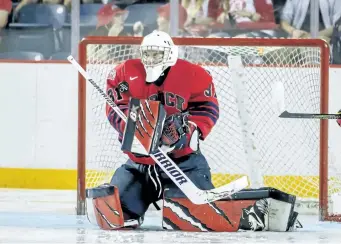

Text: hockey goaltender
xmin=80 ymin=30 xmax=301 ymax=232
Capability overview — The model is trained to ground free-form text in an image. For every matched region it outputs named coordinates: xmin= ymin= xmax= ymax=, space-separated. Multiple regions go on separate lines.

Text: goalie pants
xmin=110 ymin=151 xmax=214 ymax=219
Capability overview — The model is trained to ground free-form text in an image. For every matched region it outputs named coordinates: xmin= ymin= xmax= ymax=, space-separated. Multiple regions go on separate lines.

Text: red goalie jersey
xmin=106 ymin=59 xmax=219 ymax=165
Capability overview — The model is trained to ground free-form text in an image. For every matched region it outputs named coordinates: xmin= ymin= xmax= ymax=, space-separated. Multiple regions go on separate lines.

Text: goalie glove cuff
xmin=188 ymin=121 xmax=199 ymax=151
xmin=173 ymin=121 xmax=197 ymax=150
xmin=161 ymin=115 xmax=200 ymax=153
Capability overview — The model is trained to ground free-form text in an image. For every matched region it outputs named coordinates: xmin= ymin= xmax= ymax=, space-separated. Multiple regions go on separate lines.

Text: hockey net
xmin=77 ymin=37 xmax=341 ymax=221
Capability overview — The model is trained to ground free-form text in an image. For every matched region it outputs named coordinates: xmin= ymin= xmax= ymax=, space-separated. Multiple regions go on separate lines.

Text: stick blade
xmin=194 ymin=176 xmax=249 ymax=204
xmin=279 ymin=110 xmax=290 ymax=118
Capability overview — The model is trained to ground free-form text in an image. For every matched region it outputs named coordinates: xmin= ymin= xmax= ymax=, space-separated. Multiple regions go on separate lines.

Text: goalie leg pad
xmin=86 ymin=184 xmax=125 ymax=230
xmin=86 ymin=159 xmax=161 ymax=230
xmin=162 ymin=187 xmax=301 ymax=232
xmin=86 ymin=183 xmax=145 ymax=230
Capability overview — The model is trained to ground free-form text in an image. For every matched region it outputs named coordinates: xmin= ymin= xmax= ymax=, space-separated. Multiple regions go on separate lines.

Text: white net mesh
xmin=82 ymin=39 xmax=341 ymax=215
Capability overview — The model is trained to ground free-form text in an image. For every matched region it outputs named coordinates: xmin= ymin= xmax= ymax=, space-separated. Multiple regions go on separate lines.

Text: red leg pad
xmin=162 ymin=187 xmax=297 ymax=232
xmin=87 ymin=185 xmax=124 ymax=230
xmin=162 ymin=197 xmax=254 ymax=232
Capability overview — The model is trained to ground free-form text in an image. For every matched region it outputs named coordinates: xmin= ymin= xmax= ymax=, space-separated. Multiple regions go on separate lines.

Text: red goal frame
xmin=77 ymin=36 xmax=339 ymax=222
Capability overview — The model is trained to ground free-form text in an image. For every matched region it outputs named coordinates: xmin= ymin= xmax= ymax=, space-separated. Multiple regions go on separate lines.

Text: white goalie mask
xmin=140 ymin=30 xmax=179 ymax=83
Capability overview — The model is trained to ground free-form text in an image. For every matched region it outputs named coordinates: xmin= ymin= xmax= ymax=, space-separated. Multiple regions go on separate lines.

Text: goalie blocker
xmin=121 ymin=98 xmax=166 ymax=155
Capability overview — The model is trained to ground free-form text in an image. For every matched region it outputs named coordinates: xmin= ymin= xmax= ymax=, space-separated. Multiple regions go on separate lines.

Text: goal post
xmin=77 ymin=36 xmax=341 ymax=222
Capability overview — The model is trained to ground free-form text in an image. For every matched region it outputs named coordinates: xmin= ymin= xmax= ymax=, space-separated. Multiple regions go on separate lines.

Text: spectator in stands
xmin=0 ymin=0 xmax=12 ymax=30
xmin=95 ymin=4 xmax=129 ymax=36
xmin=208 ymin=0 xmax=276 ymax=38
xmin=14 ymin=0 xmax=70 ymax=15
xmin=92 ymin=3 xmax=143 ymax=37
xmin=156 ymin=3 xmax=188 ymax=35
xmin=215 ymin=0 xmax=261 ymax=25
xmin=91 ymin=4 xmax=128 ymax=36
xmin=206 ymin=0 xmax=267 ymax=37
xmin=280 ymin=0 xmax=341 ymax=40
xmin=180 ymin=0 xmax=226 ymax=36
xmin=182 ymin=0 xmax=215 ymax=27
xmin=272 ymin=0 xmax=287 ymax=24
xmin=330 ymin=16 xmax=341 ymax=64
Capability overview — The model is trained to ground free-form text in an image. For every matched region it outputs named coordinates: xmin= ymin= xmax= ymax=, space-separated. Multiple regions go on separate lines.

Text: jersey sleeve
xmin=106 ymin=62 xmax=130 ymax=141
xmin=187 ymin=67 xmax=219 ymax=140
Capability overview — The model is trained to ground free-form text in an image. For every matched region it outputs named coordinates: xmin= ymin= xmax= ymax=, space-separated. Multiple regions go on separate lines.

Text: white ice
xmin=0 ymin=189 xmax=340 ymax=244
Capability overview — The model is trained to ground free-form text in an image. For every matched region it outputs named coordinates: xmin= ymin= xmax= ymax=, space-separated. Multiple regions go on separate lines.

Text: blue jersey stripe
xmin=190 ymin=111 xmax=218 ymax=124
xmin=187 ymin=101 xmax=219 ymax=112
xmin=189 ymin=106 xmax=219 ymax=118
xmin=108 ymin=107 xmax=128 ymax=133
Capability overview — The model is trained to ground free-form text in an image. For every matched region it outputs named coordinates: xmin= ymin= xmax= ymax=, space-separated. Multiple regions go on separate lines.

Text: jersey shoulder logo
xmin=130 ymin=76 xmax=138 ymax=81
xmin=118 ymin=81 xmax=129 ymax=93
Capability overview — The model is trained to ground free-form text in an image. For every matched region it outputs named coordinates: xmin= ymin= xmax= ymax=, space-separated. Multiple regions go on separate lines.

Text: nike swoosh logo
xmin=130 ymin=76 xmax=138 ymax=80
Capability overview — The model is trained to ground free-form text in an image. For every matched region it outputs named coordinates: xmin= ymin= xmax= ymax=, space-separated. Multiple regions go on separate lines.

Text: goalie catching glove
xmin=160 ymin=112 xmax=200 ymax=153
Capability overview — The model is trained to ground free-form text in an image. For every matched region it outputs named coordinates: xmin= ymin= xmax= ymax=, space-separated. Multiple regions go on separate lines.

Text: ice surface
xmin=0 ymin=189 xmax=340 ymax=244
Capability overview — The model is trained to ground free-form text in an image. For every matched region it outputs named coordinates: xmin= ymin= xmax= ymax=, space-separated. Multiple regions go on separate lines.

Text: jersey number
xmin=108 ymin=88 xmax=123 ymax=101
xmin=204 ymin=84 xmax=217 ymax=98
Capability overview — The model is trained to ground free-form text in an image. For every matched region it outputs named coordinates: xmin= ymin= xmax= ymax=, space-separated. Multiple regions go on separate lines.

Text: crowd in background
xmin=0 ymin=0 xmax=340 ymax=63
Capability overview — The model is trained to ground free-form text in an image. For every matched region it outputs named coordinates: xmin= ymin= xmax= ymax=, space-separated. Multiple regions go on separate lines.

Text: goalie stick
xmin=68 ymin=55 xmax=249 ymax=205
xmin=279 ymin=110 xmax=341 ymax=120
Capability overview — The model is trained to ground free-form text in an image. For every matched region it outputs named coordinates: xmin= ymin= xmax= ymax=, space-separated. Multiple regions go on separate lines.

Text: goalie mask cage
xmin=77 ymin=36 xmax=341 ymax=221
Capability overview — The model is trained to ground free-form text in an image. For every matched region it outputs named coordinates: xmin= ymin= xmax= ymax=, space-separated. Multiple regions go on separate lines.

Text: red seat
xmin=255 ymin=0 xmax=276 ymax=23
